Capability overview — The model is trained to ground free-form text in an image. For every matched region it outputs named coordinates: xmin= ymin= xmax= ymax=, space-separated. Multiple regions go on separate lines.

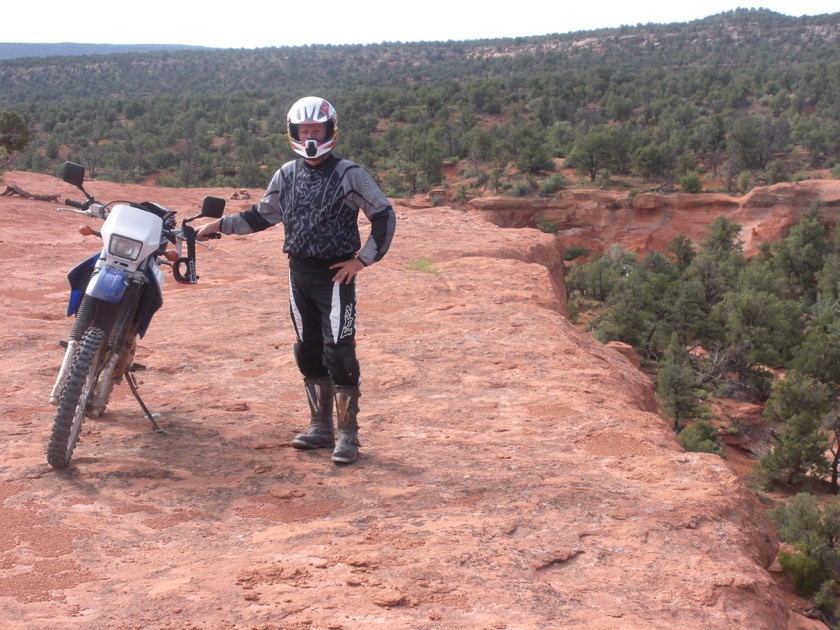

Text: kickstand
xmin=125 ymin=370 xmax=165 ymax=434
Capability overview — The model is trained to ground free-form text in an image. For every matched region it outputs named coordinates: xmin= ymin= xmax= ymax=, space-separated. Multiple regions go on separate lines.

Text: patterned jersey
xmin=221 ymin=154 xmax=396 ymax=266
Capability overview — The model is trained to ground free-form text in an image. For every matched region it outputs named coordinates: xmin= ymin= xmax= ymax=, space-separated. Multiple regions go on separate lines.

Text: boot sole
xmin=291 ymin=440 xmax=334 ymax=450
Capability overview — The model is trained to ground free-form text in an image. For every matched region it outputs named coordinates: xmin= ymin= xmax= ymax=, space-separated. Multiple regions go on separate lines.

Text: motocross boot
xmin=291 ymin=376 xmax=335 ymax=449
xmin=332 ymin=385 xmax=361 ymax=464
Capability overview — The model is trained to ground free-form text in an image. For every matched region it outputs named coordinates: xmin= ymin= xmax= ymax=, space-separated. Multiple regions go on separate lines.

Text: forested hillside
xmin=0 ymin=42 xmax=211 ymax=60
xmin=1 ymin=8 xmax=839 ymax=195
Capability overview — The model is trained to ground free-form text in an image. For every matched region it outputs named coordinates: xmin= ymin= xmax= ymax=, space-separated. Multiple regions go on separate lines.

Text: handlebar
xmin=57 ymin=181 xmax=225 ymax=284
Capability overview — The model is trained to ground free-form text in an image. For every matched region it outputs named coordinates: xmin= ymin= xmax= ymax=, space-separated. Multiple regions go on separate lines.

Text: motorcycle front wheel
xmin=47 ymin=326 xmax=107 ymax=468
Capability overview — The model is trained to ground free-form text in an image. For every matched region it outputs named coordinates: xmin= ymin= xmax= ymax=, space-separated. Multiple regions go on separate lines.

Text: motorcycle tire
xmin=47 ymin=326 xmax=107 ymax=468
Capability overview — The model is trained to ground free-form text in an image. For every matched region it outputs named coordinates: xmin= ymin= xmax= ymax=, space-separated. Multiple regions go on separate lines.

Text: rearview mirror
xmin=62 ymin=162 xmax=86 ymax=188
xmin=200 ymin=196 xmax=225 ymax=219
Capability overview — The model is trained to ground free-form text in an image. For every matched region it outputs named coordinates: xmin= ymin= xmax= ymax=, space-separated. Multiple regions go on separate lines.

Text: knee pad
xmin=324 ymin=343 xmax=359 ymax=386
xmin=294 ymin=341 xmax=328 ymax=379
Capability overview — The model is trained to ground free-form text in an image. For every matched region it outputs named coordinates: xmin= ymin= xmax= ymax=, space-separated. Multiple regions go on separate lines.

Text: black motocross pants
xmin=287 ymin=257 xmax=360 ymax=387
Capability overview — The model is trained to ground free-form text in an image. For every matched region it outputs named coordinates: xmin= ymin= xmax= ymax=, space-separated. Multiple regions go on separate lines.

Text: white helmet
xmin=287 ymin=96 xmax=338 ymax=159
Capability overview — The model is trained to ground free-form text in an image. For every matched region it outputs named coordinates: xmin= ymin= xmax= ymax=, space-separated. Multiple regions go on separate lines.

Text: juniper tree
xmin=756 ymin=371 xmax=832 ymax=488
xmin=657 ymin=332 xmax=700 ymax=430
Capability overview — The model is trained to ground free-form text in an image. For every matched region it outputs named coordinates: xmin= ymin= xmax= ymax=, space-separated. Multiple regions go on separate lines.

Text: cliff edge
xmin=0 ymin=171 xmax=833 ymax=628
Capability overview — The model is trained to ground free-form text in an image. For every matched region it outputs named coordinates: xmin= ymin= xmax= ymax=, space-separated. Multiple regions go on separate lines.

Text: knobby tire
xmin=47 ymin=326 xmax=106 ymax=468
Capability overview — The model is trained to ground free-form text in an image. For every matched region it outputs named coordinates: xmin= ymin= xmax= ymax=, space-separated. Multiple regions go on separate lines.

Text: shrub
xmin=771 ymin=492 xmax=840 ymax=609
xmin=539 ymin=173 xmax=567 ymax=196
xmin=766 ymin=159 xmax=790 ymax=184
xmin=679 ymin=170 xmax=702 ymax=193
xmin=566 ymin=297 xmax=580 ymax=323
xmin=454 ymin=185 xmax=470 ymax=205
xmin=407 ymin=258 xmax=438 ymax=274
xmin=564 ymin=245 xmax=589 ymax=261
xmin=678 ymin=419 xmax=723 ymax=455
xmin=777 ymin=548 xmax=832 ymax=595
xmin=738 ymin=170 xmax=752 ymax=194
xmin=510 ymin=178 xmax=536 ymax=197
xmin=536 ymin=217 xmax=558 ymax=234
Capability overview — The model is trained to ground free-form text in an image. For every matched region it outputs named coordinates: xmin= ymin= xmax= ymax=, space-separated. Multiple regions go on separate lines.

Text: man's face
xmin=297 ymin=122 xmax=328 ymax=142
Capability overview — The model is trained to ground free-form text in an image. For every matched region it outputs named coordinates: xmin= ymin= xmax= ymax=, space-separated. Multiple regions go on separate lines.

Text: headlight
xmin=109 ymin=234 xmax=144 ymax=261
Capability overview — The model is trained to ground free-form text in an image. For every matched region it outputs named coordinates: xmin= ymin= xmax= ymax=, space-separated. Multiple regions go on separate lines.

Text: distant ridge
xmin=0 ymin=42 xmax=215 ymax=60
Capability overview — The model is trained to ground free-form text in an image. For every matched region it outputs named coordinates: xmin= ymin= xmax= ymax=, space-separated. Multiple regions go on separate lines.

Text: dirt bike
xmin=46 ymin=161 xmax=225 ymax=469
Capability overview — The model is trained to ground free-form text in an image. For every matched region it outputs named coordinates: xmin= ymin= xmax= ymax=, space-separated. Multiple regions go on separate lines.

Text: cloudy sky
xmin=5 ymin=1 xmax=838 ymax=48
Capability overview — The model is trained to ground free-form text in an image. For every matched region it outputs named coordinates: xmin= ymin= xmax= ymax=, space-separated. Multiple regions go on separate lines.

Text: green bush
xmin=539 ymin=173 xmax=567 ymax=196
xmin=566 ymin=297 xmax=580 ymax=323
xmin=536 ymin=217 xmax=558 ymax=234
xmin=766 ymin=158 xmax=790 ymax=184
xmin=510 ymin=178 xmax=536 ymax=197
xmin=678 ymin=419 xmax=723 ymax=455
xmin=679 ymin=170 xmax=702 ymax=193
xmin=772 ymin=492 xmax=840 ymax=612
xmin=563 ymin=245 xmax=589 ymax=261
xmin=812 ymin=580 xmax=840 ymax=624
xmin=738 ymin=170 xmax=752 ymax=194
xmin=407 ymin=258 xmax=438 ymax=274
xmin=777 ymin=548 xmax=832 ymax=595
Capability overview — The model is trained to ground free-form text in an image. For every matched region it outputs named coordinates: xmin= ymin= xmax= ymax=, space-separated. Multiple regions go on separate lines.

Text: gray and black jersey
xmin=220 ymin=154 xmax=395 ymax=266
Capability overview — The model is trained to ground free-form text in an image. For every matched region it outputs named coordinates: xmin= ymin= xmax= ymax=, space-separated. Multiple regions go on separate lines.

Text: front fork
xmin=86 ymin=336 xmax=136 ymax=418
xmin=50 ymin=284 xmax=99 ymax=404
xmin=50 ymin=281 xmax=142 ymax=413
xmin=49 ymin=340 xmax=79 ymax=405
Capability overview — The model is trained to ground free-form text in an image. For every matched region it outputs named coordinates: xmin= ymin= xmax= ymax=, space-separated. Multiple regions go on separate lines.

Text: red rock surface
xmin=1 ymin=171 xmax=835 ymax=629
xmin=468 ymin=180 xmax=840 ymax=258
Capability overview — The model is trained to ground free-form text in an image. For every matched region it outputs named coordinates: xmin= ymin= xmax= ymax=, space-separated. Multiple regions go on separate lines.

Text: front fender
xmin=66 ymin=254 xmax=100 ymax=316
xmin=136 ymin=265 xmax=163 ymax=338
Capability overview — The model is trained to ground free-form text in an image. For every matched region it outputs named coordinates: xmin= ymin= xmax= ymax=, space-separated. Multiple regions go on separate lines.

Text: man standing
xmin=198 ymin=96 xmax=396 ymax=464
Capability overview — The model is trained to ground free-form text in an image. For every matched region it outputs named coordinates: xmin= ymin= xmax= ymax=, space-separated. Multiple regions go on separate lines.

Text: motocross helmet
xmin=287 ymin=96 xmax=338 ymax=159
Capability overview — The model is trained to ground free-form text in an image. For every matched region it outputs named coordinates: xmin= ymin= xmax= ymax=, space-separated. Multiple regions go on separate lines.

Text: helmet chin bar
xmin=305 ymin=140 xmax=318 ymax=158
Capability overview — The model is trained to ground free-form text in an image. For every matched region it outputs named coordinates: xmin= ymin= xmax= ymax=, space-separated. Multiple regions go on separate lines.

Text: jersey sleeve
xmin=350 ymin=168 xmax=396 ymax=266
xmin=223 ymin=169 xmax=286 ymax=234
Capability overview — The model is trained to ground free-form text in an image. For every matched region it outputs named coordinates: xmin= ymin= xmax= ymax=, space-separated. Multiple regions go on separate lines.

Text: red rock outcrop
xmin=468 ymin=179 xmax=840 ymax=258
xmin=0 ymin=171 xmax=832 ymax=629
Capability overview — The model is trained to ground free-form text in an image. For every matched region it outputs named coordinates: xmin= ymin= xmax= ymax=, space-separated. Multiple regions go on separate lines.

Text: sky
xmin=5 ymin=1 xmax=839 ymax=49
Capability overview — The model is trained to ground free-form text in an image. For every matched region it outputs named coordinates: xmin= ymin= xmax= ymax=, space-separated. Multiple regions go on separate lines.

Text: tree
xmin=666 ymin=235 xmax=696 ymax=272
xmin=0 ymin=111 xmax=30 ymax=167
xmin=633 ymin=143 xmax=671 ymax=181
xmin=772 ymin=492 xmax=840 ymax=620
xmin=686 ymin=216 xmax=745 ymax=308
xmin=755 ymin=371 xmax=832 ymax=489
xmin=728 ymin=114 xmax=765 ymax=171
xmin=657 ymin=332 xmax=700 ymax=430
xmin=791 ymin=326 xmax=840 ymax=387
xmin=694 ymin=113 xmax=727 ymax=176
xmin=713 ymin=287 xmax=804 ymax=368
xmin=566 ymin=245 xmax=635 ymax=302
xmin=594 ymin=251 xmax=681 ymax=358
xmin=514 ymin=129 xmax=554 ymax=174
xmin=567 ymin=126 xmax=627 ymax=182
xmin=772 ymin=204 xmax=830 ymax=305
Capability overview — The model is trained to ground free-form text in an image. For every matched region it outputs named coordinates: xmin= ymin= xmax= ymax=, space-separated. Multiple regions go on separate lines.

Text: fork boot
xmin=332 ymin=385 xmax=360 ymax=464
xmin=291 ymin=376 xmax=334 ymax=449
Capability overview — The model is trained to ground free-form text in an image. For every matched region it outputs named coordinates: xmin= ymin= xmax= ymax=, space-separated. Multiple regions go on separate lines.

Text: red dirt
xmin=0 ymin=170 xmax=834 ymax=629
